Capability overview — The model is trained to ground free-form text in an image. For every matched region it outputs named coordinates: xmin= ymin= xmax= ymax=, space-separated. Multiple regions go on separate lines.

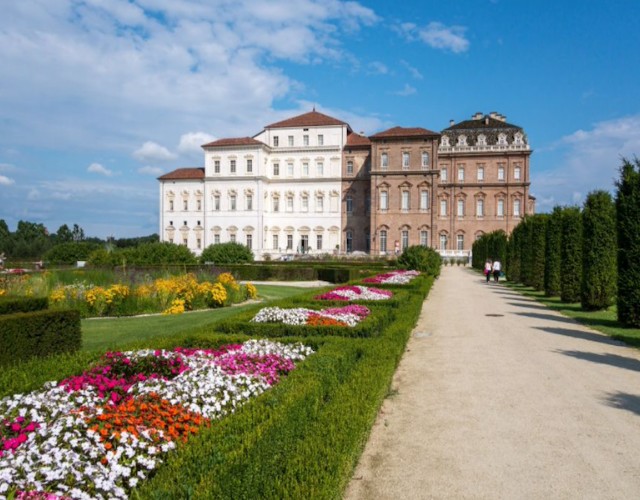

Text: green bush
xmin=581 ymin=191 xmax=617 ymax=310
xmin=560 ymin=206 xmax=583 ymax=303
xmin=616 ymin=157 xmax=640 ymax=326
xmin=0 ymin=296 xmax=48 ymax=315
xmin=529 ymin=214 xmax=548 ymax=291
xmin=397 ymin=245 xmax=442 ymax=277
xmin=200 ymin=242 xmax=254 ymax=265
xmin=315 ymin=268 xmax=352 ymax=283
xmin=507 ymin=222 xmax=523 ymax=283
xmin=43 ymin=242 xmax=102 ymax=265
xmin=0 ymin=309 xmax=81 ymax=366
xmin=88 ymin=242 xmax=197 ymax=266
xmin=544 ymin=206 xmax=563 ymax=296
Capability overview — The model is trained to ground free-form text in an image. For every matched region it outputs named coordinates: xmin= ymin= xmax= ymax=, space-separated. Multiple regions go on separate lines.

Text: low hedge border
xmin=0 ymin=296 xmax=49 ymax=315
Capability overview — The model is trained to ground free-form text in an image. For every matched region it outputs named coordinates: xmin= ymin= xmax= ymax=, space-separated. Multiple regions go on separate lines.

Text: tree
xmin=12 ymin=220 xmax=51 ymax=258
xmin=544 ymin=206 xmax=563 ymax=296
xmin=615 ymin=157 xmax=640 ymax=326
xmin=200 ymin=242 xmax=254 ymax=265
xmin=55 ymin=224 xmax=74 ymax=243
xmin=507 ymin=222 xmax=523 ymax=283
xmin=44 ymin=242 xmax=102 ymax=265
xmin=581 ymin=191 xmax=617 ymax=310
xmin=560 ymin=206 xmax=582 ymax=303
xmin=72 ymin=224 xmax=85 ymax=242
xmin=397 ymin=245 xmax=442 ymax=277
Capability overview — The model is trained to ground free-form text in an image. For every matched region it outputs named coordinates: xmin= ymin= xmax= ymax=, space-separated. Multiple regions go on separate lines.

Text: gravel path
xmin=345 ymin=266 xmax=640 ymax=499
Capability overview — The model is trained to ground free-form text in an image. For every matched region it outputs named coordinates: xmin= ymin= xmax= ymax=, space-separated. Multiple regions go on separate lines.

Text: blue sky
xmin=1 ymin=0 xmax=639 ymax=238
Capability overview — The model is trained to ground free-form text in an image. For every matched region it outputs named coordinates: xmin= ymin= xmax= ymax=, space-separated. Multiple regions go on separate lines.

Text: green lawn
xmin=81 ymin=284 xmax=322 ymax=352
xmin=506 ymin=282 xmax=640 ymax=347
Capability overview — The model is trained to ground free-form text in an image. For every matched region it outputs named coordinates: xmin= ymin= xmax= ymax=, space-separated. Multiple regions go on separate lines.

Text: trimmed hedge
xmin=544 ymin=206 xmax=563 ymax=297
xmin=0 ymin=309 xmax=81 ymax=366
xmin=561 ymin=206 xmax=583 ymax=303
xmin=0 ymin=296 xmax=48 ymax=315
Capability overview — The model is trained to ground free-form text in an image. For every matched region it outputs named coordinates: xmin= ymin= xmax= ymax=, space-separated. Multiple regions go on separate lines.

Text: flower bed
xmin=314 ymin=285 xmax=393 ymax=302
xmin=0 ymin=340 xmax=313 ymax=499
xmin=251 ymin=304 xmax=371 ymax=328
xmin=362 ymin=270 xmax=420 ymax=285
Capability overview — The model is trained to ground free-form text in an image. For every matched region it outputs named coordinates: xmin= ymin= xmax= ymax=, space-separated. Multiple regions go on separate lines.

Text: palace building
xmin=158 ymin=110 xmax=534 ymax=259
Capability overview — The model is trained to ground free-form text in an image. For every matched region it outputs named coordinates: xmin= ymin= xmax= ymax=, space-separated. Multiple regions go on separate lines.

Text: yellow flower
xmin=246 ymin=283 xmax=258 ymax=299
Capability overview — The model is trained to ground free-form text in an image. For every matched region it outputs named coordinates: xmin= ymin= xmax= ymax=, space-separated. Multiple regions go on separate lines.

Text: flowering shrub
xmin=0 ymin=340 xmax=313 ymax=498
xmin=362 ymin=270 xmax=420 ymax=285
xmin=314 ymin=285 xmax=393 ymax=301
xmin=251 ymin=305 xmax=371 ymax=328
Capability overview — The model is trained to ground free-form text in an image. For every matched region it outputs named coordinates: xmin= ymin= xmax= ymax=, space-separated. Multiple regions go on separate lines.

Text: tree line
xmin=472 ymin=157 xmax=640 ymax=328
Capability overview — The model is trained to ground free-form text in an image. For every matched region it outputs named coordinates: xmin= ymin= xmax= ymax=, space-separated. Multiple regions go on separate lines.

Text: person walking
xmin=492 ymin=259 xmax=502 ymax=283
xmin=484 ymin=260 xmax=492 ymax=283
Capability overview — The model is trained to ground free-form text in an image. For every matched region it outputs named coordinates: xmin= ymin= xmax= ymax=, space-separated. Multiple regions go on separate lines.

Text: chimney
xmin=472 ymin=112 xmax=483 ymax=120
xmin=485 ymin=117 xmax=489 ymax=125
xmin=499 ymin=114 xmax=507 ymax=122
xmin=489 ymin=111 xmax=498 ymax=119
xmin=449 ymin=119 xmax=455 ymax=126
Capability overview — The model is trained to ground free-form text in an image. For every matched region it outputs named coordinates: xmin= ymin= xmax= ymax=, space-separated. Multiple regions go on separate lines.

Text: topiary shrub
xmin=200 ymin=242 xmax=254 ymax=265
xmin=560 ymin=206 xmax=583 ymax=303
xmin=44 ymin=242 xmax=102 ymax=265
xmin=616 ymin=157 xmax=640 ymax=326
xmin=529 ymin=214 xmax=548 ymax=291
xmin=581 ymin=190 xmax=617 ymax=310
xmin=397 ymin=245 xmax=442 ymax=277
xmin=544 ymin=206 xmax=563 ymax=296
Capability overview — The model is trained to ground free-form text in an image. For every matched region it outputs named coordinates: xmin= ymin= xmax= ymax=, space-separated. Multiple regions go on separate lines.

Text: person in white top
xmin=484 ymin=260 xmax=492 ymax=283
xmin=492 ymin=260 xmax=502 ymax=282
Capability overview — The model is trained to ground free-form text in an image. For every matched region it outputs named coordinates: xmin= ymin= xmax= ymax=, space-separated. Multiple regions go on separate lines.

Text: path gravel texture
xmin=345 ymin=266 xmax=640 ymax=500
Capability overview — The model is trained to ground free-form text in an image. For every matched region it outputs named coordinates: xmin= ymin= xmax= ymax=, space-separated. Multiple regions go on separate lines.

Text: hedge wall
xmin=0 ymin=296 xmax=48 ymax=315
xmin=560 ymin=206 xmax=583 ymax=303
xmin=544 ymin=206 xmax=563 ymax=297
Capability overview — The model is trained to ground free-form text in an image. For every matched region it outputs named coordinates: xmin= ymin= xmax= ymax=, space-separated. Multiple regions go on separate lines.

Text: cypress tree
xmin=508 ymin=222 xmax=523 ymax=283
xmin=560 ymin=206 xmax=582 ymax=303
xmin=520 ymin=217 xmax=535 ymax=287
xmin=544 ymin=206 xmax=563 ymax=296
xmin=615 ymin=157 xmax=640 ymax=326
xmin=529 ymin=214 xmax=548 ymax=291
xmin=581 ymin=191 xmax=617 ymax=310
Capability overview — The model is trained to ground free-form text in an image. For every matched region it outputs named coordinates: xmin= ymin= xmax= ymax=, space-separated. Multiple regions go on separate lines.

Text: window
xmin=303 ymin=135 xmax=309 ymax=146
xmin=246 ymin=194 xmax=253 ymax=211
xmin=316 ymin=162 xmax=324 ymax=176
xmin=214 ymin=234 xmax=220 ymax=244
xmin=346 ymin=231 xmax=353 ymax=252
xmin=514 ymin=199 xmax=521 ymax=216
xmin=273 ymin=136 xmax=279 ymax=147
xmin=401 ymin=230 xmax=409 ymax=250
xmin=230 ymin=195 xmax=237 ymax=211
xmin=302 ymin=196 xmax=309 ymax=212
xmin=318 ymin=134 xmax=324 ymax=146
xmin=288 ymin=135 xmax=294 ymax=146
xmin=420 ymin=190 xmax=429 ymax=210
xmin=183 ymin=200 xmax=188 ymax=210
xmin=273 ymin=234 xmax=279 ymax=249
xmin=230 ymin=234 xmax=236 ymax=243
xmin=316 ymin=196 xmax=324 ymax=212
xmin=317 ymin=234 xmax=323 ymax=250
xmin=169 ymin=221 xmax=173 ymax=226
xmin=380 ymin=230 xmax=387 ymax=253
xmin=169 ymin=200 xmax=174 ymax=211
xmin=183 ymin=237 xmax=188 ymax=246
xmin=401 ymin=191 xmax=410 ymax=211
xmin=273 ymin=196 xmax=280 ymax=212
xmin=346 ymin=194 xmax=353 ymax=213
xmin=287 ymin=162 xmax=294 ymax=176
xmin=514 ymin=166 xmax=521 ymax=180
xmin=273 ymin=163 xmax=280 ymax=176
xmin=498 ymin=166 xmax=505 ymax=181
xmin=246 ymin=159 xmax=253 ymax=173
xmin=230 ymin=160 xmax=236 ymax=174
xmin=441 ymin=168 xmax=448 ymax=182
xmin=402 ymin=152 xmax=410 ymax=170
xmin=300 ymin=235 xmax=309 ymax=252
xmin=457 ymin=234 xmax=464 ymax=251
xmin=183 ymin=220 xmax=187 ymax=226
xmin=477 ymin=166 xmax=484 ymax=181
xmin=197 ymin=199 xmax=202 ymax=211
xmin=440 ymin=234 xmax=447 ymax=250
xmin=302 ymin=162 xmax=309 ymax=176
xmin=286 ymin=195 xmax=293 ymax=212
xmin=476 ymin=199 xmax=484 ymax=217
xmin=440 ymin=199 xmax=447 ymax=216
xmin=287 ymin=234 xmax=293 ymax=250
xmin=497 ymin=199 xmax=505 ymax=217
xmin=347 ymin=161 xmax=354 ymax=175
xmin=458 ymin=167 xmax=465 ymax=182
xmin=197 ymin=238 xmax=202 ymax=249
xmin=246 ymin=234 xmax=252 ymax=250
xmin=380 ymin=191 xmax=388 ymax=211
xmin=197 ymin=220 xmax=201 ymax=226
xmin=420 ymin=230 xmax=428 ymax=246
xmin=214 ymin=160 xmax=220 ymax=174
xmin=457 ymin=199 xmax=464 ymax=217
xmin=381 ymin=153 xmax=388 ymax=170
xmin=421 ymin=152 xmax=429 ymax=169
xmin=214 ymin=195 xmax=220 ymax=211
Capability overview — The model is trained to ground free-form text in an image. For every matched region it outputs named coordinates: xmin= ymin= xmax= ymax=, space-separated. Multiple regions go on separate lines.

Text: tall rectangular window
xmin=457 ymin=234 xmax=464 ymax=251
xmin=183 ymin=200 xmax=188 ymax=210
xmin=380 ymin=230 xmax=387 ymax=253
xmin=441 ymin=168 xmax=448 ymax=182
xmin=246 ymin=159 xmax=253 ymax=173
xmin=197 ymin=199 xmax=202 ymax=210
xmin=288 ymin=135 xmax=294 ymax=146
xmin=401 ymin=230 xmax=409 ymax=250
xmin=401 ymin=191 xmax=410 ymax=211
xmin=273 ymin=163 xmax=280 ymax=176
xmin=302 ymin=162 xmax=309 ymax=176
xmin=287 ymin=162 xmax=294 ymax=176
xmin=214 ymin=234 xmax=220 ymax=244
xmin=316 ymin=196 xmax=324 ymax=212
xmin=169 ymin=200 xmax=174 ymax=211
xmin=286 ymin=196 xmax=293 ymax=212
xmin=214 ymin=195 xmax=220 ymax=211
xmin=230 ymin=234 xmax=236 ymax=243
xmin=317 ymin=234 xmax=323 ymax=250
xmin=421 ymin=152 xmax=429 ymax=169
xmin=440 ymin=234 xmax=447 ymax=250
xmin=380 ymin=191 xmax=388 ymax=211
xmin=246 ymin=194 xmax=253 ymax=211
xmin=287 ymin=234 xmax=293 ymax=249
xmin=420 ymin=190 xmax=429 ymax=210
xmin=318 ymin=134 xmax=324 ymax=146
xmin=302 ymin=196 xmax=309 ymax=212
xmin=476 ymin=199 xmax=484 ymax=216
xmin=440 ymin=199 xmax=447 ymax=216
xmin=402 ymin=152 xmax=410 ymax=170
xmin=303 ymin=135 xmax=309 ymax=146
xmin=457 ymin=199 xmax=464 ymax=217
xmin=214 ymin=160 xmax=220 ymax=173
xmin=346 ymin=194 xmax=353 ymax=213
xmin=347 ymin=161 xmax=354 ymax=175
xmin=273 ymin=234 xmax=279 ymax=249
xmin=381 ymin=153 xmax=388 ymax=170
xmin=230 ymin=160 xmax=236 ymax=174
xmin=497 ymin=199 xmax=505 ymax=216
xmin=514 ymin=199 xmax=521 ymax=216
xmin=197 ymin=238 xmax=201 ymax=249
xmin=316 ymin=162 xmax=324 ymax=176
xmin=458 ymin=167 xmax=465 ymax=182
xmin=246 ymin=234 xmax=252 ymax=249
xmin=420 ymin=230 xmax=428 ymax=246
xmin=514 ymin=166 xmax=521 ymax=180
xmin=273 ymin=136 xmax=279 ymax=147
xmin=273 ymin=197 xmax=280 ymax=212
xmin=477 ymin=166 xmax=484 ymax=181
xmin=498 ymin=166 xmax=505 ymax=181
xmin=230 ymin=195 xmax=236 ymax=211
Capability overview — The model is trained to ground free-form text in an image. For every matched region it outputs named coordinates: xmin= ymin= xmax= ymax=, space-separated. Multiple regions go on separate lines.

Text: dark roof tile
xmin=158 ymin=168 xmax=204 ymax=180
xmin=370 ymin=126 xmax=440 ymax=139
xmin=266 ymin=110 xmax=348 ymax=129
xmin=202 ymin=137 xmax=264 ymax=147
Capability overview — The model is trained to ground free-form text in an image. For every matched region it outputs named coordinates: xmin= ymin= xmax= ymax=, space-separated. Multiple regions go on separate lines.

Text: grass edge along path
xmin=505 ymin=282 xmax=640 ymax=347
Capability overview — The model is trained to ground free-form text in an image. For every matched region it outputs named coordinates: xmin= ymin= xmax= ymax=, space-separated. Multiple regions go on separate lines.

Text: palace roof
xmin=370 ymin=126 xmax=440 ymax=139
xmin=345 ymin=132 xmax=371 ymax=147
xmin=265 ymin=110 xmax=349 ymax=129
xmin=157 ymin=168 xmax=204 ymax=180
xmin=201 ymin=137 xmax=265 ymax=147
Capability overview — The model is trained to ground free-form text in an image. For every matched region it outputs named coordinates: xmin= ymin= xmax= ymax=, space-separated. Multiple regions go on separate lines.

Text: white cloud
xmin=0 ymin=163 xmax=17 ymax=172
xmin=178 ymin=132 xmax=216 ymax=156
xmin=393 ymin=84 xmax=417 ymax=97
xmin=533 ymin=115 xmax=640 ymax=212
xmin=27 ymin=188 xmax=40 ymax=200
xmin=0 ymin=175 xmax=15 ymax=186
xmin=133 ymin=141 xmax=177 ymax=163
xmin=87 ymin=162 xmax=113 ymax=176
xmin=138 ymin=166 xmax=164 ymax=176
xmin=368 ymin=61 xmax=389 ymax=75
xmin=398 ymin=21 xmax=470 ymax=53
xmin=400 ymin=60 xmax=423 ymax=80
